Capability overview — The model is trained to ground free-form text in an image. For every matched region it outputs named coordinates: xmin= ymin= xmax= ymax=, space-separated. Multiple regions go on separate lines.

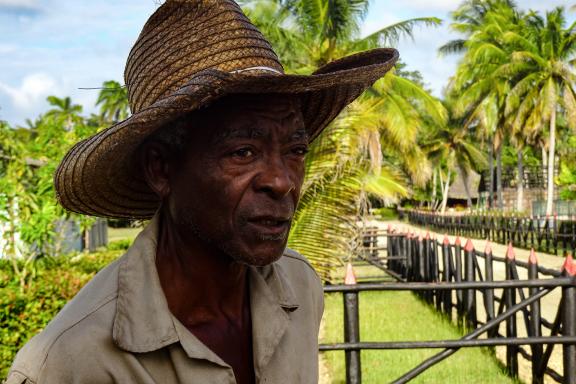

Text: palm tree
xmin=96 ymin=80 xmax=130 ymax=127
xmin=445 ymin=2 xmax=521 ymax=209
xmin=441 ymin=0 xmax=520 ymax=210
xmin=241 ymin=0 xmax=445 ymax=280
xmin=439 ymin=0 xmax=517 ymax=55
xmin=424 ymin=101 xmax=488 ymax=212
xmin=500 ymin=7 xmax=576 ymax=215
xmin=45 ymin=96 xmax=83 ymax=132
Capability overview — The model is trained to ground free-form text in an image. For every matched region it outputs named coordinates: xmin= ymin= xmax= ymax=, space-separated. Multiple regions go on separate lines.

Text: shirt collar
xmin=112 ymin=213 xmax=300 ymax=359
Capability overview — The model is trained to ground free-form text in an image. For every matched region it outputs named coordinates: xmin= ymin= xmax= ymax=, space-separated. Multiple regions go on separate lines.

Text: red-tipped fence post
xmin=422 ymin=233 xmax=431 ymax=304
xmin=454 ymin=237 xmax=464 ymax=323
xmin=343 ymin=263 xmax=360 ymax=384
xmin=417 ymin=233 xmax=425 ymax=284
xmin=528 ymin=249 xmax=544 ymax=384
xmin=430 ymin=235 xmax=442 ymax=311
xmin=505 ymin=243 xmax=519 ymax=378
xmin=484 ymin=241 xmax=496 ymax=337
xmin=386 ymin=226 xmax=394 ymax=273
xmin=442 ymin=236 xmax=451 ymax=315
xmin=464 ymin=239 xmax=477 ymax=328
xmin=403 ymin=232 xmax=412 ymax=281
xmin=562 ymin=254 xmax=576 ymax=384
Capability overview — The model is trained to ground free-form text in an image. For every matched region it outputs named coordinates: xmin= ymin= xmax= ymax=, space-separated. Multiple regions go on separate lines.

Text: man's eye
xmin=232 ymin=148 xmax=255 ymax=158
xmin=292 ymin=146 xmax=309 ymax=156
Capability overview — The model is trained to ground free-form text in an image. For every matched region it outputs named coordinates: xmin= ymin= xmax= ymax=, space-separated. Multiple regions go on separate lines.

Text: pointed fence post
xmin=505 ymin=243 xmax=519 ymax=378
xmin=403 ymin=231 xmax=411 ymax=281
xmin=423 ymin=232 xmax=433 ymax=304
xmin=430 ymin=234 xmax=442 ymax=311
xmin=484 ymin=241 xmax=495 ymax=337
xmin=343 ymin=263 xmax=360 ymax=384
xmin=454 ymin=237 xmax=464 ymax=323
xmin=528 ymin=249 xmax=544 ymax=384
xmin=386 ymin=225 xmax=394 ymax=273
xmin=404 ymin=232 xmax=418 ymax=281
xmin=562 ymin=255 xmax=576 ymax=384
xmin=442 ymin=236 xmax=451 ymax=315
xmin=464 ymin=239 xmax=477 ymax=328
xmin=417 ymin=232 xmax=425 ymax=283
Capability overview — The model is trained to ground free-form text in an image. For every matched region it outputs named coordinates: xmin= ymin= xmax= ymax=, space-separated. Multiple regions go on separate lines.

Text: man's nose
xmin=254 ymin=155 xmax=295 ymax=199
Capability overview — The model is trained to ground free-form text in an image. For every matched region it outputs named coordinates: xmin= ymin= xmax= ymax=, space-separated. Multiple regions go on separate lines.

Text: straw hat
xmin=54 ymin=0 xmax=399 ymax=219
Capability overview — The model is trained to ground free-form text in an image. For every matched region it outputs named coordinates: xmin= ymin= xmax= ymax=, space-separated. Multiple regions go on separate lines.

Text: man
xmin=6 ymin=1 xmax=398 ymax=383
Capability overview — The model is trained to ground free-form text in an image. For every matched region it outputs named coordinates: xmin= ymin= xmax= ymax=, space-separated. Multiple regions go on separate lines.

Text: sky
xmin=0 ymin=0 xmax=573 ymax=126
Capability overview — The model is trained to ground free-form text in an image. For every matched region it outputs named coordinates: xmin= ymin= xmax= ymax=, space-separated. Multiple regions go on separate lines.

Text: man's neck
xmin=154 ymin=210 xmax=249 ymax=325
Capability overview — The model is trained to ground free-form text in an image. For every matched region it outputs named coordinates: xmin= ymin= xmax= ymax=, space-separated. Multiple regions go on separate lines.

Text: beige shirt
xmin=6 ymin=217 xmax=324 ymax=384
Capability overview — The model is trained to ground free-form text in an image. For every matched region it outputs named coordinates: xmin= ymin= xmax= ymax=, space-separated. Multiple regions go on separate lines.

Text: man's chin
xmin=227 ymin=242 xmax=286 ymax=267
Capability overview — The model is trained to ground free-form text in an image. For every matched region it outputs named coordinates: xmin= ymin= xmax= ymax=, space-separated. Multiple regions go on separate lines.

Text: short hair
xmin=143 ymin=113 xmax=195 ymax=163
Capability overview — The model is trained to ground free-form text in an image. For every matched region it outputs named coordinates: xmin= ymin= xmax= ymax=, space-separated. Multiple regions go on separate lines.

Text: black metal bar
xmin=454 ymin=239 xmax=464 ymax=322
xmin=484 ymin=247 xmax=496 ymax=338
xmin=322 ymin=278 xmax=575 ymax=293
xmin=343 ymin=291 xmax=361 ymax=384
xmin=528 ymin=254 xmax=544 ymax=384
xmin=537 ymin=299 xmax=563 ymax=379
xmin=562 ymin=268 xmax=576 ymax=384
xmin=319 ymin=336 xmax=576 ymax=350
xmin=505 ymin=252 xmax=519 ymax=378
xmin=442 ymin=239 xmax=451 ymax=315
xmin=464 ymin=242 xmax=477 ymax=327
xmin=517 ymin=346 xmax=564 ymax=384
xmin=390 ymin=287 xmax=553 ymax=384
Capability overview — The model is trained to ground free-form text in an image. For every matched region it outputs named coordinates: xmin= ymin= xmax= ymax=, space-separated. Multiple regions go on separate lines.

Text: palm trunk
xmin=496 ymin=144 xmax=503 ymax=210
xmin=546 ymin=108 xmax=556 ymax=216
xmin=84 ymin=228 xmax=90 ymax=252
xmin=517 ymin=149 xmax=524 ymax=212
xmin=489 ymin=143 xmax=494 ymax=209
xmin=441 ymin=169 xmax=451 ymax=214
xmin=431 ymin=169 xmax=438 ymax=208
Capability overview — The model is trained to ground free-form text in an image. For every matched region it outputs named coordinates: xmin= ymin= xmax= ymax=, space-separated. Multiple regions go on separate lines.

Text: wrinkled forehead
xmin=192 ymin=93 xmax=307 ymax=142
xmin=209 ymin=93 xmax=302 ymax=119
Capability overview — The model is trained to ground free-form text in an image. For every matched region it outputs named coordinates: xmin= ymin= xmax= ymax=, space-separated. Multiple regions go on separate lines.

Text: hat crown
xmin=124 ymin=0 xmax=283 ymax=114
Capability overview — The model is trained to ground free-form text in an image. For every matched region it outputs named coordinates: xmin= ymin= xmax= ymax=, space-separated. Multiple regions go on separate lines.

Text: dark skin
xmin=142 ymin=94 xmax=308 ymax=384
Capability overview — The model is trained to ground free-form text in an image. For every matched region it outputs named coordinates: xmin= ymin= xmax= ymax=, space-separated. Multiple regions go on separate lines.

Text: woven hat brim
xmin=55 ymin=48 xmax=399 ymax=219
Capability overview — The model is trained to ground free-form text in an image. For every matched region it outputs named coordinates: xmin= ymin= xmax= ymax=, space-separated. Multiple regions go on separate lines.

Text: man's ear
xmin=141 ymin=143 xmax=171 ymax=199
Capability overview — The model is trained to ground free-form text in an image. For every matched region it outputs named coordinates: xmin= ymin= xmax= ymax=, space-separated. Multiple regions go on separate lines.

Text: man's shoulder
xmin=276 ymin=248 xmax=323 ymax=294
xmin=7 ymin=257 xmax=123 ymax=383
xmin=280 ymin=248 xmax=318 ymax=273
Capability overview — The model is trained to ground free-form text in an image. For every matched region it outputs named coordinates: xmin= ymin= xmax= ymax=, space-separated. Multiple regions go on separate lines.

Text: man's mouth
xmin=246 ymin=216 xmax=291 ymax=238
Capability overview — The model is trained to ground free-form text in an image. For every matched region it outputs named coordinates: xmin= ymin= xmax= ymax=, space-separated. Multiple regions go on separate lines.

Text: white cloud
xmin=0 ymin=43 xmax=16 ymax=54
xmin=0 ymin=73 xmax=59 ymax=110
xmin=0 ymin=0 xmax=38 ymax=7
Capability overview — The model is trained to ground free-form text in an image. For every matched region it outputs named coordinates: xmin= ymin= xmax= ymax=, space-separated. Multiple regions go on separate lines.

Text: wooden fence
xmin=402 ymin=209 xmax=576 ymax=256
xmin=320 ymin=228 xmax=576 ymax=384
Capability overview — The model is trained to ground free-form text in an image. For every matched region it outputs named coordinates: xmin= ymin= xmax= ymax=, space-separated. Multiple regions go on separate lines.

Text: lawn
xmin=321 ymin=267 xmax=519 ymax=383
xmin=107 ymin=226 xmax=141 ymax=242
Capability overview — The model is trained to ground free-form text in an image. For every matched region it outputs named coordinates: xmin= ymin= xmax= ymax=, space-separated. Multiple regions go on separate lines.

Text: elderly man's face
xmin=163 ymin=95 xmax=307 ymax=265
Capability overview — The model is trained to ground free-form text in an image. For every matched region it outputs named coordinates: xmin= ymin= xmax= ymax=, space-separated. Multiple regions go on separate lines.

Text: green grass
xmin=107 ymin=227 xmax=141 ymax=242
xmin=321 ymin=289 xmax=519 ymax=383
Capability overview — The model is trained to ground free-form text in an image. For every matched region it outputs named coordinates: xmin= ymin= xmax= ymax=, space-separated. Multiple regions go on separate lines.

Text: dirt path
xmin=366 ymin=219 xmax=568 ymax=384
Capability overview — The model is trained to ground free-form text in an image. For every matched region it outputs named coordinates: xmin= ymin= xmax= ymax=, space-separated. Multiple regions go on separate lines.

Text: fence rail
xmin=401 ymin=209 xmax=576 ymax=256
xmin=320 ymin=229 xmax=576 ymax=384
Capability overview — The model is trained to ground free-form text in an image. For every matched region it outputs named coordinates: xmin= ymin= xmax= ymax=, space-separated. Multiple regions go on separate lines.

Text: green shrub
xmin=107 ymin=238 xmax=132 ymax=251
xmin=373 ymin=207 xmax=398 ymax=220
xmin=0 ymin=250 xmax=123 ymax=380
